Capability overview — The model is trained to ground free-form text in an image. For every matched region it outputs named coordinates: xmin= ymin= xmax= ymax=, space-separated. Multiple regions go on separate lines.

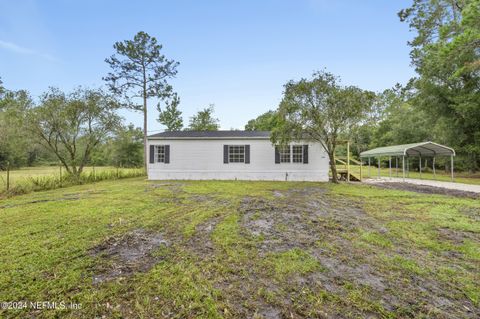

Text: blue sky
xmin=0 ymin=0 xmax=415 ymax=132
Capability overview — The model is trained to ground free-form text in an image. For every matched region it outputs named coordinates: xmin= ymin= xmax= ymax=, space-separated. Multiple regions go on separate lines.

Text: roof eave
xmin=147 ymin=136 xmax=272 ymax=140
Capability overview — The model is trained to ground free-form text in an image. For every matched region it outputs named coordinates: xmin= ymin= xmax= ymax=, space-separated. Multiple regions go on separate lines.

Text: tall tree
xmin=188 ymin=105 xmax=220 ymax=131
xmin=0 ymin=88 xmax=36 ymax=168
xmin=157 ymin=93 xmax=183 ymax=131
xmin=111 ymin=124 xmax=144 ymax=167
xmin=371 ymin=88 xmax=431 ymax=147
xmin=399 ymin=0 xmax=480 ymax=171
xmin=104 ymin=31 xmax=179 ymax=171
xmin=245 ymin=110 xmax=279 ymax=131
xmin=90 ymin=124 xmax=144 ymax=168
xmin=27 ymin=87 xmax=121 ymax=177
xmin=271 ymin=70 xmax=375 ymax=183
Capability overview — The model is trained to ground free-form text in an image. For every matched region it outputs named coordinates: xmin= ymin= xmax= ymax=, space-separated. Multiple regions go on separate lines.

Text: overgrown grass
xmin=0 ymin=167 xmax=145 ymax=197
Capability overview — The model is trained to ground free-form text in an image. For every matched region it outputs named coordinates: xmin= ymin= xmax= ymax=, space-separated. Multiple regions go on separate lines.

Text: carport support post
xmin=368 ymin=157 xmax=371 ymax=178
xmin=378 ymin=157 xmax=381 ymax=178
xmin=433 ymin=157 xmax=436 ymax=180
xmin=402 ymin=156 xmax=405 ymax=181
xmin=389 ymin=156 xmax=392 ymax=179
xmin=407 ymin=158 xmax=409 ymax=177
xmin=360 ymin=159 xmax=362 ymax=181
xmin=396 ymin=157 xmax=398 ymax=177
xmin=451 ymin=155 xmax=454 ymax=182
xmin=419 ymin=156 xmax=422 ymax=179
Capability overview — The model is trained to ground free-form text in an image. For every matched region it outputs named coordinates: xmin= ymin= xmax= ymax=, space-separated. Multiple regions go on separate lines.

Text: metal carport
xmin=359 ymin=142 xmax=456 ymax=181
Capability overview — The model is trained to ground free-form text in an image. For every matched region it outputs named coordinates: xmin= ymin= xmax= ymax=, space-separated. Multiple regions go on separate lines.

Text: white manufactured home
xmin=147 ymin=131 xmax=329 ymax=181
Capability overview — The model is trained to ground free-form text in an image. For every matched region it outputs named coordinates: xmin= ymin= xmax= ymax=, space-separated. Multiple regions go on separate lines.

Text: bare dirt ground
xmin=181 ymin=186 xmax=479 ymax=318
xmin=89 ymin=229 xmax=168 ymax=284
xmin=369 ymin=182 xmax=479 ymax=199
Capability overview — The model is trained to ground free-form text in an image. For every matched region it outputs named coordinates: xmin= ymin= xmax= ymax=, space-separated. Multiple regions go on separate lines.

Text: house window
xmin=156 ymin=145 xmax=166 ymax=163
xmin=292 ymin=145 xmax=303 ymax=163
xmin=279 ymin=146 xmax=291 ymax=163
xmin=229 ymin=145 xmax=245 ymax=163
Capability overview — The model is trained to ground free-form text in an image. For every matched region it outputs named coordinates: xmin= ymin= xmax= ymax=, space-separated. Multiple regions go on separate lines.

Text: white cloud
xmin=0 ymin=39 xmax=56 ymax=62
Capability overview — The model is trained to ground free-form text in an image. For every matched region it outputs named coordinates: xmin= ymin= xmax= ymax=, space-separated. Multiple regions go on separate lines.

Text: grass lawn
xmin=0 ymin=178 xmax=479 ymax=318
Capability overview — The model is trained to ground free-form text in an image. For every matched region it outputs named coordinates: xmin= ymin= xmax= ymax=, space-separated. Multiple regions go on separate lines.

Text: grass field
xmin=0 ymin=177 xmax=478 ymax=318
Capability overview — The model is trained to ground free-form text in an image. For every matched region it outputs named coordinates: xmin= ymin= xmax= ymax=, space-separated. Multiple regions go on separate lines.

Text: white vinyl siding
xmin=147 ymin=139 xmax=328 ymax=181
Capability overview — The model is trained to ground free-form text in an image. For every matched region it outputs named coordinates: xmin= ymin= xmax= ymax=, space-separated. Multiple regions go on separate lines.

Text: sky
xmin=0 ymin=0 xmax=416 ymax=132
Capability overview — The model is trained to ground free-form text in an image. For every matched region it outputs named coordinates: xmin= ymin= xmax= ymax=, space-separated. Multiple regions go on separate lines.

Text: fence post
xmin=59 ymin=164 xmax=62 ymax=187
xmin=6 ymin=161 xmax=10 ymax=191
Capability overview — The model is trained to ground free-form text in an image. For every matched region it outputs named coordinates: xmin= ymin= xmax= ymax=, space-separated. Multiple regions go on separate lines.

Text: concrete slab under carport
xmin=364 ymin=177 xmax=480 ymax=194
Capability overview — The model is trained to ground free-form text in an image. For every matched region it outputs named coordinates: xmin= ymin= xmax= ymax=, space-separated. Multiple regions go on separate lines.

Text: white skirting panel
xmin=148 ymin=170 xmax=329 ymax=182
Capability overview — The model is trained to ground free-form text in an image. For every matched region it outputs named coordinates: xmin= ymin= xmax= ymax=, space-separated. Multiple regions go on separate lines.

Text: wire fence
xmin=0 ymin=165 xmax=145 ymax=196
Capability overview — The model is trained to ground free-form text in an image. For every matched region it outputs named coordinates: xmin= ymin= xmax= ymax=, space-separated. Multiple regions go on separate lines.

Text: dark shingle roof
xmin=148 ymin=130 xmax=271 ymax=139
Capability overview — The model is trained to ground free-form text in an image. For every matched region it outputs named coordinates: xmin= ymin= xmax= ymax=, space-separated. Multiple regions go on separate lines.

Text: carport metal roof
xmin=360 ymin=142 xmax=455 ymax=158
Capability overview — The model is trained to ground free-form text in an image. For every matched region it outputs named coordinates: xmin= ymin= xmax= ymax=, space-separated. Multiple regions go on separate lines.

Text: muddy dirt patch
xmin=187 ymin=216 xmax=223 ymax=256
xmin=234 ymin=186 xmax=480 ymax=318
xmin=240 ymin=188 xmax=378 ymax=254
xmin=437 ymin=227 xmax=478 ymax=245
xmin=89 ymin=229 xmax=168 ymax=284
xmin=370 ymin=182 xmax=479 ymax=199
xmin=460 ymin=207 xmax=480 ymax=221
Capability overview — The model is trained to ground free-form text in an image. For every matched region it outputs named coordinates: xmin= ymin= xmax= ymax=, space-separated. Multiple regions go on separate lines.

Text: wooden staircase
xmin=334 ymin=141 xmax=363 ymax=182
xmin=337 ymin=168 xmax=362 ymax=182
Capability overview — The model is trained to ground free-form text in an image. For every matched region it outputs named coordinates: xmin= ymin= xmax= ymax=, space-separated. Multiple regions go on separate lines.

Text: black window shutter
xmin=149 ymin=145 xmax=155 ymax=163
xmin=303 ymin=145 xmax=308 ymax=164
xmin=164 ymin=145 xmax=170 ymax=164
xmin=245 ymin=145 xmax=250 ymax=164
xmin=223 ymin=145 xmax=229 ymax=164
xmin=275 ymin=146 xmax=280 ymax=164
